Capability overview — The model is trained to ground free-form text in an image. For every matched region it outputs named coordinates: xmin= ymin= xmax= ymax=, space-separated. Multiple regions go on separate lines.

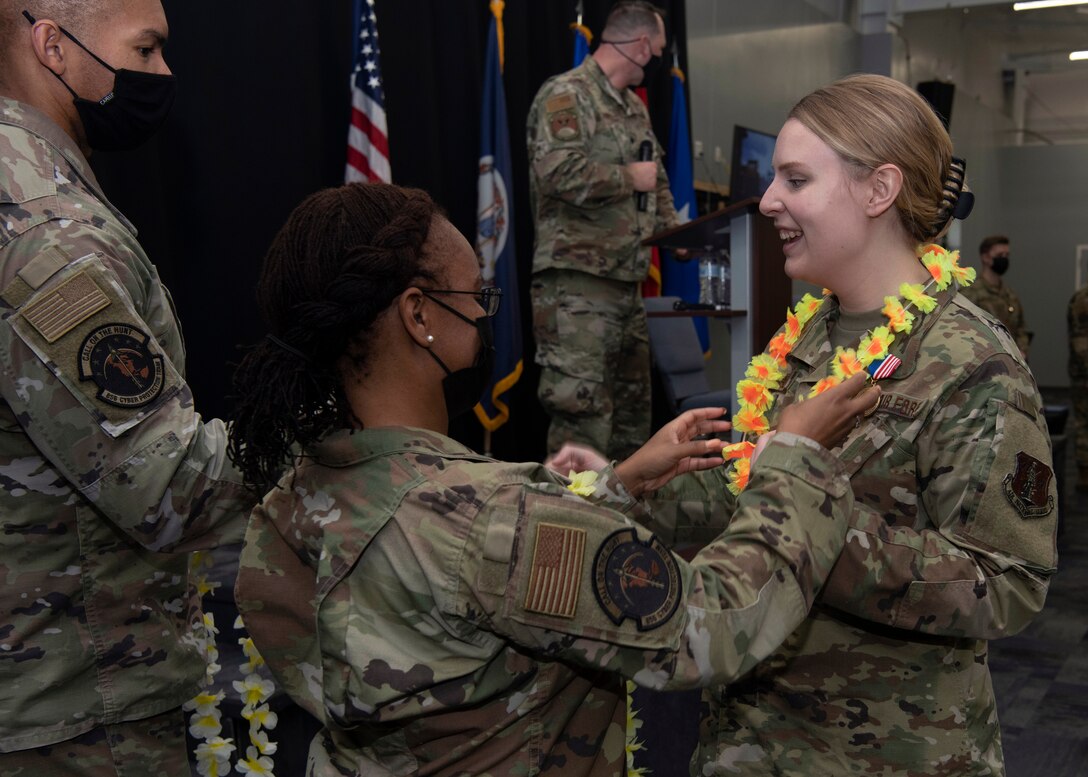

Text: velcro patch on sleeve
xmin=23 ymin=270 xmax=111 ymax=343
xmin=1003 ymin=451 xmax=1055 ymax=519
xmin=545 ymin=93 xmax=575 ymax=113
xmin=524 ymin=522 xmax=586 ymax=619
xmin=593 ymin=528 xmax=681 ymax=631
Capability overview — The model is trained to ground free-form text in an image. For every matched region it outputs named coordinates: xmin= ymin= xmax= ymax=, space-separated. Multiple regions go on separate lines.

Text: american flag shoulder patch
xmin=23 ymin=270 xmax=111 ymax=343
xmin=524 ymin=522 xmax=586 ymax=619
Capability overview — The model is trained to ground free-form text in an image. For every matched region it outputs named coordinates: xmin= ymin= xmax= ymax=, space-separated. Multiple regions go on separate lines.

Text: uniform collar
xmin=788 ymin=283 xmax=960 ymax=385
xmin=307 ymin=426 xmax=489 ymax=468
xmin=581 ymin=56 xmax=633 ymax=112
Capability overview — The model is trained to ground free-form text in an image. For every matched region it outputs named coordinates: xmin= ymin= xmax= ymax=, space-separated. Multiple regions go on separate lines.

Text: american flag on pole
xmin=345 ymin=0 xmax=391 ymax=183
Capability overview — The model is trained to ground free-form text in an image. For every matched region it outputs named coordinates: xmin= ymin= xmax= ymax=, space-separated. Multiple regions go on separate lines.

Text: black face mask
xmin=639 ymin=53 xmax=663 ymax=85
xmin=991 ymin=254 xmax=1010 ymax=276
xmin=602 ymin=38 xmax=663 ymax=87
xmin=420 ymin=295 xmax=496 ymax=420
xmin=23 ymin=10 xmax=177 ymax=152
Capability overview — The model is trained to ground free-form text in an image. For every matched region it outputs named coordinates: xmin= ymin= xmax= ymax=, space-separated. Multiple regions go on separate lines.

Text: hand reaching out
xmin=775 ymin=372 xmax=881 ymax=450
xmin=544 ymin=442 xmax=609 ymax=475
xmin=614 ymin=407 xmax=731 ymax=497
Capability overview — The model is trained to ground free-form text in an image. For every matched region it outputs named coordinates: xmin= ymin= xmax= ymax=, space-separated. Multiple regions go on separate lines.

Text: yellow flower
xmin=236 ymin=748 xmax=276 ymax=777
xmin=900 ymin=282 xmax=937 ymax=313
xmin=794 ymin=293 xmax=825 ymax=326
xmin=195 ymin=737 xmax=236 ymax=773
xmin=783 ymin=308 xmax=802 ymax=344
xmin=736 ymin=379 xmax=773 ymax=413
xmin=951 ymin=262 xmax=976 ymax=287
xmin=725 ymin=458 xmax=751 ymax=495
xmin=732 ymin=407 xmax=770 ymax=436
xmin=184 ymin=690 xmax=226 ymax=716
xmin=831 ymin=347 xmax=866 ymax=378
xmin=881 ymin=296 xmax=915 ymax=334
xmin=249 ymin=729 xmax=278 ymax=756
xmin=921 ymin=246 xmax=955 ymax=291
xmin=188 ymin=710 xmax=222 ymax=740
xmin=857 ymin=326 xmax=894 ymax=367
xmin=243 ymin=703 xmax=279 ymax=731
xmin=565 ymin=470 xmax=598 ymax=497
xmin=233 ymin=675 xmax=275 ymax=711
xmin=722 ymin=441 xmax=756 ymax=461
xmin=809 ymin=376 xmax=842 ymax=396
xmin=766 ymin=333 xmax=792 ymax=365
xmin=745 ymin=354 xmax=784 ymax=388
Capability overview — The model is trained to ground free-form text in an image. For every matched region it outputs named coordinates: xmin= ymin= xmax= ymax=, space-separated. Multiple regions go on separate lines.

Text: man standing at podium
xmin=527 ymin=0 xmax=680 ymax=459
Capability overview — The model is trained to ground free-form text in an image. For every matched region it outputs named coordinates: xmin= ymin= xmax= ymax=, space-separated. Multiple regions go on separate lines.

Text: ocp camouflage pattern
xmin=961 ymin=277 xmax=1030 ymax=356
xmin=526 ymin=56 xmax=678 ymax=283
xmin=0 ymin=98 xmax=252 ymax=752
xmin=236 ymin=425 xmax=853 ymax=776
xmin=694 ymin=283 xmax=1058 ymax=776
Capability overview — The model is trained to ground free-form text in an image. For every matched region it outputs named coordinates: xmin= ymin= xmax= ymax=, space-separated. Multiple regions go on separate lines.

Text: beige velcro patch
xmin=524 ymin=522 xmax=585 ymax=619
xmin=22 ymin=270 xmax=111 ymax=343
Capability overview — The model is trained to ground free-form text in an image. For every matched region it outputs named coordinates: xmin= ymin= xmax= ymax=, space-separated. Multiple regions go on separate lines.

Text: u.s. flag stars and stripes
xmin=346 ymin=0 xmax=391 ymax=183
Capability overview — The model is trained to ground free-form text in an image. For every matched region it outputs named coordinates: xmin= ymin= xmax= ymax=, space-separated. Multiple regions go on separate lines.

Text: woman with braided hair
xmin=228 ymin=181 xmax=880 ymax=776
xmin=695 ymin=74 xmax=1058 ymax=776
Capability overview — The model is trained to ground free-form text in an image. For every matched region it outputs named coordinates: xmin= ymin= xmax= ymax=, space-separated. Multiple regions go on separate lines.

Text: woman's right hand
xmin=776 ymin=372 xmax=881 ymax=450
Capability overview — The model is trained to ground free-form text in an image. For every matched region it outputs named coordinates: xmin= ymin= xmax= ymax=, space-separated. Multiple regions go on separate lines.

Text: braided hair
xmin=228 ymin=182 xmax=440 ymax=492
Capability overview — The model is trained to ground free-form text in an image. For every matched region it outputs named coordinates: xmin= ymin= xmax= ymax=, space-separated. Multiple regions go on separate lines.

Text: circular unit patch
xmin=78 ymin=323 xmax=165 ymax=408
xmin=593 ymin=528 xmax=681 ymax=631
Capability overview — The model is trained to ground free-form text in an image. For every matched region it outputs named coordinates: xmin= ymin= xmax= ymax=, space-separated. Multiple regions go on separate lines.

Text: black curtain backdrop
xmin=92 ymin=0 xmax=689 ymax=464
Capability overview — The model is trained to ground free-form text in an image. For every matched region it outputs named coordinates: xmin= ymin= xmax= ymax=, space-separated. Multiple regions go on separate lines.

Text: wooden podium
xmin=644 ymin=197 xmax=792 ymax=398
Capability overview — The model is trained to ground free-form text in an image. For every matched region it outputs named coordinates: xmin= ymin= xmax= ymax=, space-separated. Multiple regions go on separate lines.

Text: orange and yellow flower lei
xmin=723 ymin=244 xmax=975 ymax=495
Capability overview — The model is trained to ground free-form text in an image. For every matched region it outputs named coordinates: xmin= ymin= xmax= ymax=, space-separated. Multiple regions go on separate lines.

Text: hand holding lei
xmin=725 ymin=244 xmax=974 ymax=495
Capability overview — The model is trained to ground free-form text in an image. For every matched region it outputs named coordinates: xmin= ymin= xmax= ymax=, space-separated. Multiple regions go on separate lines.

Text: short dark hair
xmin=603 ymin=1 xmax=664 ymax=39
xmin=979 ymin=235 xmax=1009 ymax=255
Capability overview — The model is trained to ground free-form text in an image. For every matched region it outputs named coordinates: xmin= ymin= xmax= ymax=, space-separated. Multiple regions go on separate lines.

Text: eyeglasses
xmin=420 ymin=287 xmax=503 ymax=317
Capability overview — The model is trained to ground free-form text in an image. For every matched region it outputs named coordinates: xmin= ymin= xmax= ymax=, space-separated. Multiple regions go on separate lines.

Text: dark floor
xmin=989 ymin=390 xmax=1088 ymax=777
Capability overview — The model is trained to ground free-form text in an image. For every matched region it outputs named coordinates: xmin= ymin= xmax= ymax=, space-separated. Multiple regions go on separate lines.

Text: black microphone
xmin=636 ymin=139 xmax=653 ymax=212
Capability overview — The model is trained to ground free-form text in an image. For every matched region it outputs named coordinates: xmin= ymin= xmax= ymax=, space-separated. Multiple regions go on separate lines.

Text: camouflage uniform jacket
xmin=960 ymin=276 xmax=1030 ymax=355
xmin=694 ymin=285 xmax=1058 ymax=776
xmin=235 ymin=425 xmax=854 ymax=777
xmin=527 ymin=57 xmax=679 ymax=283
xmin=1068 ymin=284 xmax=1088 ymax=380
xmin=0 ymin=99 xmax=252 ymax=751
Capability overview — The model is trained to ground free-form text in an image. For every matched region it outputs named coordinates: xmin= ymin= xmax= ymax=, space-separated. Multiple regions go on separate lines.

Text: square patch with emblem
xmin=525 ymin=522 xmax=586 ymax=619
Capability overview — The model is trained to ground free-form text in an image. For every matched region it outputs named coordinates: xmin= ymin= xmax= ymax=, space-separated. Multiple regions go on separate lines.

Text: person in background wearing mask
xmin=528 ymin=0 xmax=679 ymax=461
xmin=961 ymin=235 xmax=1031 ymax=358
xmin=0 ymin=1 xmax=255 ymax=773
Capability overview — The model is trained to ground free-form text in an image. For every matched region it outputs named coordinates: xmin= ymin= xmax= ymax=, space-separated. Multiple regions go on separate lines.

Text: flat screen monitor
xmin=729 ymin=125 xmax=777 ymax=203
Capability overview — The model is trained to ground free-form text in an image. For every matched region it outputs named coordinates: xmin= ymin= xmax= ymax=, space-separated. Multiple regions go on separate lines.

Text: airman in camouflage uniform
xmin=690 ymin=285 xmax=1058 ymax=776
xmin=960 ymin=236 xmax=1030 ymax=358
xmin=1068 ymin=283 xmax=1088 ymax=491
xmin=528 ymin=1 xmax=680 ymax=460
xmin=0 ymin=2 xmax=253 ymax=771
xmin=235 ymin=426 xmax=856 ymax=777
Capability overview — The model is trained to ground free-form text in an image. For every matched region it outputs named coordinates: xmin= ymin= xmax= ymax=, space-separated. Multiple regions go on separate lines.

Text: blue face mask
xmin=23 ymin=10 xmax=177 ymax=151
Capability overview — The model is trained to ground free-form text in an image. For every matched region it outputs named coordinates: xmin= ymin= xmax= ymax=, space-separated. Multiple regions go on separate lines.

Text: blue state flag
xmin=474 ymin=1 xmax=522 ymax=432
xmin=572 ymin=20 xmax=591 ymax=66
xmin=662 ymin=65 xmax=709 ymax=352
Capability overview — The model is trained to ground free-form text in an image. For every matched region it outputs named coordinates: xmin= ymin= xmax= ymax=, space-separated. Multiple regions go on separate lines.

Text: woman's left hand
xmin=615 ymin=407 xmax=730 ymax=497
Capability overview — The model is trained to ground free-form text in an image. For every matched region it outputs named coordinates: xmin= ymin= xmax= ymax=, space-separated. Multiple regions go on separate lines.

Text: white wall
xmin=685 ymin=0 xmax=1088 ymax=387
